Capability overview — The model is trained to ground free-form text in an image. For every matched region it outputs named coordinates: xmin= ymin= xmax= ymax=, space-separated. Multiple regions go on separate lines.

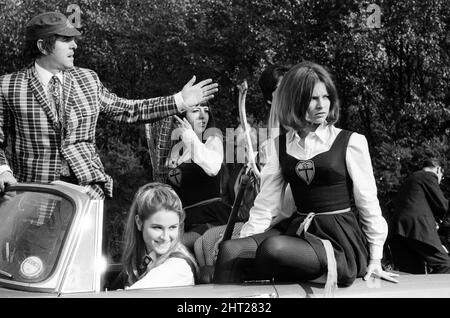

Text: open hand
xmin=174 ymin=115 xmax=193 ymax=133
xmin=364 ymin=259 xmax=399 ymax=284
xmin=181 ymin=76 xmax=219 ymax=108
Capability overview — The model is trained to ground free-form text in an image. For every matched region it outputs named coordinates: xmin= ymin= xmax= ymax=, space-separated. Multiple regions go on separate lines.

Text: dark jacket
xmin=390 ymin=170 xmax=449 ymax=250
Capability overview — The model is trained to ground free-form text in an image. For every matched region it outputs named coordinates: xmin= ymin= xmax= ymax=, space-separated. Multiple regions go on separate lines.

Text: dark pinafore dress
xmin=274 ymin=130 xmax=369 ymax=287
xmin=167 ymin=162 xmax=230 ymax=235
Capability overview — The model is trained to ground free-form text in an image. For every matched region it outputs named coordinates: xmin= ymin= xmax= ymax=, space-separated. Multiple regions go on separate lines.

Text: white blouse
xmin=240 ymin=123 xmax=388 ymax=260
xmin=167 ymin=129 xmax=223 ymax=176
xmin=127 ymin=257 xmax=194 ymax=289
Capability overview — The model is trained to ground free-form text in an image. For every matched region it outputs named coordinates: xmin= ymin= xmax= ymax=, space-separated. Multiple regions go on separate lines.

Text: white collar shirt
xmin=240 ymin=123 xmax=388 ymax=260
xmin=35 ymin=61 xmax=64 ymax=96
xmin=127 ymin=252 xmax=194 ymax=289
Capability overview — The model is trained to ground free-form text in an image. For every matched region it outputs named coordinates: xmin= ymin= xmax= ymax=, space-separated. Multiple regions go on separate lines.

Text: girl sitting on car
xmin=122 ymin=182 xmax=198 ymax=289
xmin=146 ymin=102 xmax=231 ymax=251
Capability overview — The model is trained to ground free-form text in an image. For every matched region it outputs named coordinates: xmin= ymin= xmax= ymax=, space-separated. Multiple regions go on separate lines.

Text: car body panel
xmin=274 ymin=274 xmax=450 ymax=298
xmin=62 ymin=284 xmax=279 ymax=298
xmin=0 ymin=287 xmax=57 ymax=298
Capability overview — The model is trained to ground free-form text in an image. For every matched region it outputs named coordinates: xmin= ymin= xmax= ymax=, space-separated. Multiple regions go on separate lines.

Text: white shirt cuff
xmin=181 ymin=128 xmax=197 ymax=143
xmin=174 ymin=92 xmax=187 ymax=112
xmin=0 ymin=165 xmax=12 ymax=175
xmin=369 ymin=244 xmax=384 ymax=261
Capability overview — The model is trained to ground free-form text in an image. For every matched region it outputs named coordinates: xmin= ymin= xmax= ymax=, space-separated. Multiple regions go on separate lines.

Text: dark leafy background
xmin=1 ymin=0 xmax=449 ymax=262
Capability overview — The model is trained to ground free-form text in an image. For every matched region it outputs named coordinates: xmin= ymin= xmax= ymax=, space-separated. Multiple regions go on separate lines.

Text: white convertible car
xmin=0 ymin=181 xmax=449 ymax=298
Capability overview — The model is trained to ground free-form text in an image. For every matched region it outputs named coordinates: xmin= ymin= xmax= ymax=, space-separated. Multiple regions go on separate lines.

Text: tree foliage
xmin=1 ymin=0 xmax=449 ymax=260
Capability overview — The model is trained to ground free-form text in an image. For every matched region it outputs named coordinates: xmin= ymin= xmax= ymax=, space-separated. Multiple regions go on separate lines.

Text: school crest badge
xmin=295 ymin=160 xmax=315 ymax=185
xmin=168 ymin=168 xmax=182 ymax=187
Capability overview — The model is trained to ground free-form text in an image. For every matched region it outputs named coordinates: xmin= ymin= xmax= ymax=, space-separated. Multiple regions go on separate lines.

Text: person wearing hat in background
xmin=0 ymin=11 xmax=218 ymax=199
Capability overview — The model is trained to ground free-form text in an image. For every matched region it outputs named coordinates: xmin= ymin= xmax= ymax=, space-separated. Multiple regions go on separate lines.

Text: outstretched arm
xmin=97 ymin=71 xmax=218 ymax=123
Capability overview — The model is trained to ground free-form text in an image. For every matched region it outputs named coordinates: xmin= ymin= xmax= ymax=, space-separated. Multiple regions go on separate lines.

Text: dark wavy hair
xmin=178 ymin=101 xmax=216 ymax=130
xmin=23 ymin=35 xmax=80 ymax=62
xmin=23 ymin=35 xmax=57 ymax=62
xmin=422 ymin=157 xmax=442 ymax=169
xmin=177 ymin=101 xmax=222 ymax=144
xmin=259 ymin=64 xmax=291 ymax=103
xmin=275 ymin=61 xmax=340 ymax=131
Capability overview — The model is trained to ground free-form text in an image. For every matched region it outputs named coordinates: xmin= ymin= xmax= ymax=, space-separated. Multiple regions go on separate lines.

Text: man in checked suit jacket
xmin=0 ymin=11 xmax=218 ymax=199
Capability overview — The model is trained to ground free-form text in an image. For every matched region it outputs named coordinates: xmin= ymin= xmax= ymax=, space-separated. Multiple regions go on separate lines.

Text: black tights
xmin=255 ymin=235 xmax=323 ymax=281
xmin=213 ymin=230 xmax=324 ymax=283
xmin=213 ymin=236 xmax=259 ymax=283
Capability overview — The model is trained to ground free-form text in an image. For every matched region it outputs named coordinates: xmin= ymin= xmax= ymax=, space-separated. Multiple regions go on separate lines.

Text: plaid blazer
xmin=145 ymin=116 xmax=177 ymax=183
xmin=0 ymin=65 xmax=178 ymax=199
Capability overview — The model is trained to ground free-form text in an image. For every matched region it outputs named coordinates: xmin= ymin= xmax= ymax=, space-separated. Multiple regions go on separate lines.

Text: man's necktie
xmin=49 ymin=75 xmax=63 ymax=121
xmin=48 ymin=75 xmax=70 ymax=177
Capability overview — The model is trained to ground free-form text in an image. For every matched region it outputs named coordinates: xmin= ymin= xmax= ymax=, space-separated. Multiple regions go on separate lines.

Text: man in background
xmin=389 ymin=157 xmax=450 ymax=273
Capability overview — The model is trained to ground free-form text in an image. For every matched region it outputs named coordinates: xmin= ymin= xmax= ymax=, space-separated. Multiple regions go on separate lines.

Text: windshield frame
xmin=0 ymin=183 xmax=87 ymax=293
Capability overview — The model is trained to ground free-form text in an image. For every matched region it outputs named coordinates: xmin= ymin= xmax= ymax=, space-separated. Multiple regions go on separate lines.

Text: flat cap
xmin=26 ymin=11 xmax=81 ymax=40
